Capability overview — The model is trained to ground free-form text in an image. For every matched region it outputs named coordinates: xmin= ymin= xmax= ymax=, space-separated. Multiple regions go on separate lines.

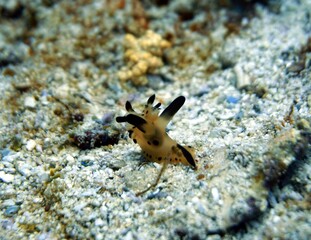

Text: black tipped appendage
xmin=116 ymin=114 xmax=147 ymax=133
xmin=116 ymin=116 xmax=127 ymax=123
xmin=147 ymin=94 xmax=156 ymax=105
xmin=126 ymin=114 xmax=147 ymax=133
xmin=160 ymin=96 xmax=185 ymax=120
xmin=125 ymin=101 xmax=134 ymax=112
xmin=177 ymin=144 xmax=196 ymax=169
xmin=153 ymin=102 xmax=161 ymax=109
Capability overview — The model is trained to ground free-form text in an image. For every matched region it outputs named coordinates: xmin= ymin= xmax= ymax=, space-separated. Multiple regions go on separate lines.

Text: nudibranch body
xmin=116 ymin=94 xmax=196 ymax=169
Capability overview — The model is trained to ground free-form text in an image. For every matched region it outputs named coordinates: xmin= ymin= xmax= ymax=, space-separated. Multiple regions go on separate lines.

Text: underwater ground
xmin=0 ymin=0 xmax=310 ymax=239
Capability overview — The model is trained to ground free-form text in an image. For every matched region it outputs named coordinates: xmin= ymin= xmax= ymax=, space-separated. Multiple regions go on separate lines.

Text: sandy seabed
xmin=0 ymin=0 xmax=310 ymax=239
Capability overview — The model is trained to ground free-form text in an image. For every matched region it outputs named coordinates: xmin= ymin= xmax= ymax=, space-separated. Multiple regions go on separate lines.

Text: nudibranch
xmin=116 ymin=94 xmax=196 ymax=169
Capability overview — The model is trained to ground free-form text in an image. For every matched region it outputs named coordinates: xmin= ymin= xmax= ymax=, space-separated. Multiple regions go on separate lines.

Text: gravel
xmin=0 ymin=0 xmax=310 ymax=239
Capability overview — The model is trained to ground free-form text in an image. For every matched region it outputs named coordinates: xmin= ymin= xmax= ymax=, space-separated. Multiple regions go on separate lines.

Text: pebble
xmin=286 ymin=61 xmax=304 ymax=73
xmin=0 ymin=171 xmax=14 ymax=183
xmin=226 ymin=96 xmax=239 ymax=104
xmin=4 ymin=205 xmax=20 ymax=216
xmin=0 ymin=188 xmax=16 ymax=200
xmin=16 ymin=162 xmax=32 ymax=177
xmin=74 ymin=202 xmax=88 ymax=213
xmin=105 ymin=98 xmax=115 ymax=106
xmin=3 ymin=199 xmax=15 ymax=207
xmin=272 ymin=215 xmax=281 ymax=223
xmin=40 ymin=91 xmax=49 ymax=105
xmin=81 ymin=189 xmax=96 ymax=197
xmin=211 ymin=187 xmax=220 ymax=202
xmin=1 ymin=219 xmax=14 ymax=230
xmin=37 ymin=233 xmax=55 ymax=240
xmin=95 ymin=218 xmax=105 ymax=227
xmin=1 ymin=148 xmax=11 ymax=157
xmin=234 ymin=65 xmax=251 ymax=89
xmin=24 ymin=96 xmax=37 ymax=108
xmin=2 ymin=152 xmax=19 ymax=163
xmin=66 ymin=154 xmax=75 ymax=165
xmin=101 ymin=112 xmax=115 ymax=124
xmin=36 ymin=144 xmax=43 ymax=152
xmin=38 ymin=172 xmax=50 ymax=183
xmin=26 ymin=139 xmax=36 ymax=151
xmin=33 ymin=197 xmax=43 ymax=203
xmin=216 ymin=111 xmax=236 ymax=120
xmin=55 ymin=84 xmax=70 ymax=99
xmin=234 ymin=111 xmax=244 ymax=121
xmin=2 ymin=161 xmax=13 ymax=168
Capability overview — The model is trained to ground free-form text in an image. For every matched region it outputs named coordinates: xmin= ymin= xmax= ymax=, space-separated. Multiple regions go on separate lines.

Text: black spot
xmin=147 ymin=141 xmax=151 ymax=145
xmin=158 ymin=157 xmax=162 ymax=161
xmin=152 ymin=140 xmax=159 ymax=146
xmin=128 ymin=130 xmax=133 ymax=138
xmin=133 ymin=139 xmax=137 ymax=143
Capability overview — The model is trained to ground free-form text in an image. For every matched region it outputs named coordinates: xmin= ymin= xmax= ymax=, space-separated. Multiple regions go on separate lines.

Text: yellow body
xmin=117 ymin=95 xmax=196 ymax=169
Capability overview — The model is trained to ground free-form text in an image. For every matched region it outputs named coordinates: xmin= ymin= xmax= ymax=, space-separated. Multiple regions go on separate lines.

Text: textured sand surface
xmin=0 ymin=0 xmax=310 ymax=239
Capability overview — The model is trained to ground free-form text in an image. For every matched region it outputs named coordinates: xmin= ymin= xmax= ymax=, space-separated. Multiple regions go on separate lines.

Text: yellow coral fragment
xmin=117 ymin=30 xmax=171 ymax=86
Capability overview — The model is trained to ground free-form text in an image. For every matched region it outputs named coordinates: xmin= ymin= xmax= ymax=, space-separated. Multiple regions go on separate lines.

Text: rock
xmin=211 ymin=187 xmax=220 ymax=202
xmin=24 ymin=96 xmax=36 ymax=108
xmin=36 ymin=144 xmax=43 ymax=152
xmin=66 ymin=154 xmax=75 ymax=165
xmin=226 ymin=96 xmax=239 ymax=104
xmin=38 ymin=172 xmax=50 ymax=183
xmin=26 ymin=139 xmax=36 ymax=151
xmin=1 ymin=149 xmax=11 ymax=157
xmin=95 ymin=218 xmax=105 ymax=227
xmin=0 ymin=188 xmax=16 ymax=200
xmin=16 ymin=162 xmax=32 ymax=177
xmin=234 ymin=65 xmax=251 ymax=90
xmin=4 ymin=205 xmax=20 ymax=216
xmin=2 ymin=152 xmax=19 ymax=163
xmin=0 ymin=171 xmax=14 ymax=183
